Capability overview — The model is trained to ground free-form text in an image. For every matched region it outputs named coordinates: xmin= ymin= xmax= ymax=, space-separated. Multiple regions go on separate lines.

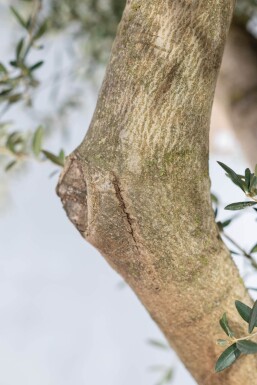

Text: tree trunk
xmin=57 ymin=1 xmax=257 ymax=384
xmin=215 ymin=23 xmax=257 ymax=166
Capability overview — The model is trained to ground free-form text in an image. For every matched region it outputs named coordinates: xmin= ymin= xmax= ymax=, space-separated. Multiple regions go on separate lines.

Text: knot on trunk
xmin=56 ymin=154 xmax=88 ymax=236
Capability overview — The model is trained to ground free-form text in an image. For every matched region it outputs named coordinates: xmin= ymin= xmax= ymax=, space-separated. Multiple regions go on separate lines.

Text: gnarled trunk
xmin=57 ymin=1 xmax=257 ymax=384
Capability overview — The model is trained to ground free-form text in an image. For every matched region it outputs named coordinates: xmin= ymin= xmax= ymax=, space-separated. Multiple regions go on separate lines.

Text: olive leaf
xmin=217 ymin=161 xmax=246 ymax=192
xmin=215 ymin=344 xmax=241 ymax=373
xmin=219 ymin=313 xmax=234 ymax=337
xmin=225 ymin=202 xmax=257 ymax=211
xmin=236 ymin=340 xmax=257 ymax=354
xmin=249 ymin=300 xmax=257 ymax=333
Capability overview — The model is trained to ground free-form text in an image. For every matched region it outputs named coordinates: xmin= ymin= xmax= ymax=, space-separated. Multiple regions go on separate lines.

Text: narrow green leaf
xmin=8 ymin=93 xmax=23 ymax=104
xmin=255 ymin=164 xmax=257 ymax=177
xmin=250 ymin=243 xmax=257 ymax=254
xmin=211 ymin=193 xmax=219 ymax=204
xmin=245 ymin=168 xmax=251 ymax=191
xmin=32 ymin=126 xmax=44 ymax=157
xmin=34 ymin=20 xmax=48 ymax=40
xmin=217 ymin=161 xmax=246 ymax=192
xmin=16 ymin=38 xmax=24 ymax=61
xmin=42 ymin=150 xmax=64 ymax=167
xmin=6 ymin=131 xmax=23 ymax=153
xmin=29 ymin=61 xmax=44 ymax=72
xmin=235 ymin=301 xmax=252 ymax=324
xmin=215 ymin=343 xmax=241 ymax=373
xmin=157 ymin=368 xmax=173 ymax=385
xmin=148 ymin=339 xmax=169 ymax=350
xmin=10 ymin=6 xmax=27 ymax=29
xmin=230 ymin=250 xmax=241 ymax=256
xmin=219 ymin=313 xmax=234 ymax=337
xmin=9 ymin=60 xmax=18 ymax=68
xmin=59 ymin=149 xmax=65 ymax=164
xmin=237 ymin=340 xmax=257 ymax=354
xmin=217 ymin=219 xmax=232 ymax=231
xmin=249 ymin=300 xmax=257 ymax=333
xmin=0 ymin=63 xmax=8 ymax=74
xmin=0 ymin=88 xmax=12 ymax=97
xmin=225 ymin=202 xmax=257 ymax=211
xmin=250 ymin=175 xmax=257 ymax=191
xmin=5 ymin=160 xmax=17 ymax=172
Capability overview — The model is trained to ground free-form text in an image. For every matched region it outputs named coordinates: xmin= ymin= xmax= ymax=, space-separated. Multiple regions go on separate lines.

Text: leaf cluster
xmin=215 ymin=300 xmax=257 ymax=372
xmin=218 ymin=162 xmax=257 ymax=211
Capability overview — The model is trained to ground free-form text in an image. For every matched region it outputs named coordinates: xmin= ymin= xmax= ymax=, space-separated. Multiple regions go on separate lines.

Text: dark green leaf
xmin=0 ymin=89 xmax=12 ymax=97
xmin=8 ymin=93 xmax=23 ymax=104
xmin=230 ymin=250 xmax=241 ymax=256
xmin=250 ymin=175 xmax=257 ymax=191
xmin=215 ymin=344 xmax=241 ymax=373
xmin=237 ymin=340 xmax=257 ymax=354
xmin=42 ymin=150 xmax=64 ymax=167
xmin=235 ymin=301 xmax=252 ymax=324
xmin=250 ymin=243 xmax=257 ymax=254
xmin=0 ymin=63 xmax=8 ymax=74
xmin=217 ymin=161 xmax=246 ymax=192
xmin=5 ymin=160 xmax=17 ymax=172
xmin=245 ymin=168 xmax=251 ymax=190
xmin=29 ymin=61 xmax=44 ymax=72
xmin=217 ymin=219 xmax=232 ymax=231
xmin=9 ymin=61 xmax=18 ymax=68
xmin=211 ymin=193 xmax=219 ymax=204
xmin=16 ymin=38 xmax=24 ymax=62
xmin=219 ymin=313 xmax=234 ymax=337
xmin=32 ymin=126 xmax=44 ymax=157
xmin=249 ymin=300 xmax=257 ymax=333
xmin=225 ymin=202 xmax=257 ymax=211
xmin=34 ymin=20 xmax=48 ymax=40
xmin=10 ymin=6 xmax=28 ymax=29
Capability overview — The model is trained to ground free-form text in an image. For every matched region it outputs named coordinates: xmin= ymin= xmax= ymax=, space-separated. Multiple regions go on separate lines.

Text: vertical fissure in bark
xmin=112 ymin=173 xmax=140 ymax=252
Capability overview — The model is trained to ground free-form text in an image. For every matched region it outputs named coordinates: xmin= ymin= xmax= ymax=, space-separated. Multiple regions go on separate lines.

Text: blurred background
xmin=1 ymin=1 xmax=257 ymax=384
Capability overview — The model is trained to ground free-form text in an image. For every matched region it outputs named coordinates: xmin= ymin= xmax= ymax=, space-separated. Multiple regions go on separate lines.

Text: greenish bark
xmin=57 ymin=1 xmax=257 ymax=383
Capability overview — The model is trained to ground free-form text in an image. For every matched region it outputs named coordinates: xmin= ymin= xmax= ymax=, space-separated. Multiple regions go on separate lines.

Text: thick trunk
xmin=215 ymin=23 xmax=257 ymax=166
xmin=57 ymin=1 xmax=257 ymax=384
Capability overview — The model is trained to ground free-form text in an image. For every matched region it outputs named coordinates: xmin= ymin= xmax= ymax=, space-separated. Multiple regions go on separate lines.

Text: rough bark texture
xmin=57 ymin=1 xmax=257 ymax=384
xmin=216 ymin=23 xmax=257 ymax=166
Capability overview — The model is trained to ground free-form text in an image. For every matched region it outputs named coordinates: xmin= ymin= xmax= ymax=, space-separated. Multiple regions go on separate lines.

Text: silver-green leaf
xmin=225 ymin=202 xmax=257 ymax=211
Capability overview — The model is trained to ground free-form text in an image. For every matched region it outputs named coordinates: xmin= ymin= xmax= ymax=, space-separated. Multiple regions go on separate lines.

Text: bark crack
xmin=112 ymin=174 xmax=140 ymax=252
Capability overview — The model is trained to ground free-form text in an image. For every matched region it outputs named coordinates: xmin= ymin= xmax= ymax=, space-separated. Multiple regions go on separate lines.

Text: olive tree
xmin=57 ymin=1 xmax=257 ymax=384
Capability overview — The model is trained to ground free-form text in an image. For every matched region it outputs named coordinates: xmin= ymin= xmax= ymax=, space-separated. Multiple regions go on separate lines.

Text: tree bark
xmin=215 ymin=23 xmax=257 ymax=166
xmin=57 ymin=1 xmax=257 ymax=384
